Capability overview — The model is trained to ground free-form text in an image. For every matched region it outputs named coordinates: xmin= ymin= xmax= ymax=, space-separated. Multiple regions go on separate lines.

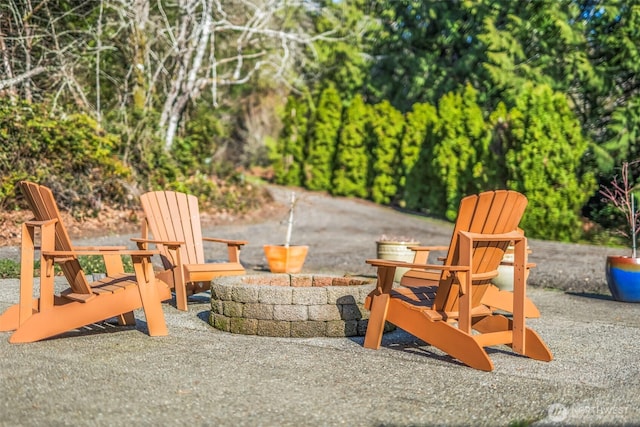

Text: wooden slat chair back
xmin=363 ymin=190 xmax=553 ymax=371
xmin=433 ymin=190 xmax=527 ymax=312
xmin=140 ymin=190 xmax=206 ymax=269
xmin=20 ymin=181 xmax=93 ymax=297
xmin=135 ymin=191 xmax=247 ymax=311
xmin=401 ymin=192 xmax=539 ymax=317
xmin=0 ymin=181 xmax=171 ymax=343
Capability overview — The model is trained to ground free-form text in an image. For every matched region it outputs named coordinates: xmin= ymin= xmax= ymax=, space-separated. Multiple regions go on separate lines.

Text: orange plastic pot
xmin=263 ymin=245 xmax=309 ymax=273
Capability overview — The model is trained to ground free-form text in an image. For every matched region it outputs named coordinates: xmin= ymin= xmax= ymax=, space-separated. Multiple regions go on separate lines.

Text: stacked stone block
xmin=209 ymin=274 xmax=393 ymax=337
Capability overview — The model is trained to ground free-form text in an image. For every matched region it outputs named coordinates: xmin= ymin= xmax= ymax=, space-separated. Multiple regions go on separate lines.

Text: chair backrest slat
xmin=185 ymin=194 xmax=204 ymax=263
xmin=433 ymin=190 xmax=527 ymax=312
xmin=19 ymin=181 xmax=92 ymax=295
xmin=140 ymin=192 xmax=170 ymax=263
xmin=140 ymin=191 xmax=205 ymax=265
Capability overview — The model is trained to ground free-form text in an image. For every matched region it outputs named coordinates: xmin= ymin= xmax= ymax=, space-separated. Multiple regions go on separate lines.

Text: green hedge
xmin=0 ymin=99 xmax=133 ymax=215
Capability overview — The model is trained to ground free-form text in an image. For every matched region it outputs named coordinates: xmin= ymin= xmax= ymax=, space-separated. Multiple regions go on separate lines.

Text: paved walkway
xmin=2 ymin=282 xmax=639 ymax=426
xmin=1 ymin=187 xmax=639 ymax=426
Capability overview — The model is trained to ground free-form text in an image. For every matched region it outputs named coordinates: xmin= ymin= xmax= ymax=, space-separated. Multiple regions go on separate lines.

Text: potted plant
xmin=492 ymin=242 xmax=532 ymax=292
xmin=263 ymin=192 xmax=308 ymax=273
xmin=376 ymin=234 xmax=420 ymax=282
xmin=600 ymin=160 xmax=640 ymax=302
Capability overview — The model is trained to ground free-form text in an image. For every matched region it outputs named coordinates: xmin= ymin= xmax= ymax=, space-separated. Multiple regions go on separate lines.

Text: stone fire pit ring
xmin=209 ymin=273 xmax=389 ymax=338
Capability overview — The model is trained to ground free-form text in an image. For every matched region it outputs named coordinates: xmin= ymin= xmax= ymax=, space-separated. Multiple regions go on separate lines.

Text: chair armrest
xmin=458 ymin=230 xmax=524 ymax=242
xmin=72 ymin=245 xmax=128 ymax=251
xmin=202 ymin=237 xmax=247 ymax=263
xmin=406 ymin=245 xmax=449 ymax=264
xmin=366 ymin=258 xmax=469 ymax=272
xmin=131 ymin=237 xmax=184 ymax=248
xmin=407 ymin=245 xmax=449 ymax=252
xmin=24 ymin=218 xmax=57 ymax=227
xmin=201 ymin=237 xmax=248 ymax=246
xmin=366 ymin=258 xmax=470 ymax=295
xmin=500 ymin=261 xmax=537 ymax=269
xmin=41 ymin=249 xmax=161 ymax=279
xmin=42 ymin=249 xmax=160 ymax=257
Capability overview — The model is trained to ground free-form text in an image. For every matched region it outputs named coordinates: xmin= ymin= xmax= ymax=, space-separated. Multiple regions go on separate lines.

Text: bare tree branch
xmin=0 ymin=65 xmax=47 ymax=91
xmin=1 ymin=0 xmax=341 ymax=153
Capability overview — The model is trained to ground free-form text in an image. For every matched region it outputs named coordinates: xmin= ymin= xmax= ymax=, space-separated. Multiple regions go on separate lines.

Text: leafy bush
xmin=0 ymin=259 xmax=20 ymax=279
xmin=369 ymin=100 xmax=404 ymax=204
xmin=172 ymin=105 xmax=228 ymax=177
xmin=0 ymin=99 xmax=134 ymax=215
xmin=165 ymin=170 xmax=270 ymax=214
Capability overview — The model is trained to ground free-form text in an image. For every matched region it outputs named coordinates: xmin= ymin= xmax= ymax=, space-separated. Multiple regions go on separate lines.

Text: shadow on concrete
xmin=566 ymin=291 xmax=614 ymax=301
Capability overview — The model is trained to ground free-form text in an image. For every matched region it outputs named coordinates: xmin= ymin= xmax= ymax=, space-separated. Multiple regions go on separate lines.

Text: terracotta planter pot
xmin=606 ymin=256 xmax=640 ymax=302
xmin=263 ymin=245 xmax=309 ymax=273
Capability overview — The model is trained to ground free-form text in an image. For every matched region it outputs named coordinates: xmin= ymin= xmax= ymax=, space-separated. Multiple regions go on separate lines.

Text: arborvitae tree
xmin=403 ymin=102 xmax=440 ymax=211
xmin=459 ymin=84 xmax=492 ymax=193
xmin=271 ymin=96 xmax=310 ymax=186
xmin=369 ymin=100 xmax=405 ymax=204
xmin=332 ymin=94 xmax=369 ymax=198
xmin=400 ymin=102 xmax=438 ymax=196
xmin=427 ymin=84 xmax=491 ymax=220
xmin=506 ymin=83 xmax=596 ymax=241
xmin=366 ymin=1 xmax=486 ymax=111
xmin=487 ymin=101 xmax=512 ymax=187
xmin=305 ymin=84 xmax=342 ymax=191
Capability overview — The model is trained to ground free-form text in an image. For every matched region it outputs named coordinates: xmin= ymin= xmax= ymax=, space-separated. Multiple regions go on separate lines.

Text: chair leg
xmin=116 ymin=311 xmax=136 ymax=326
xmin=364 ymin=264 xmax=397 ymax=349
xmin=363 ymin=293 xmax=390 ymax=350
xmin=472 ymin=314 xmax=553 ymax=362
xmin=174 ymin=269 xmax=188 ymax=311
xmin=8 ymin=301 xmax=78 ymax=343
xmin=174 ymin=283 xmax=188 ymax=311
xmin=133 ymin=258 xmax=169 ymax=336
xmin=385 ymin=300 xmax=495 ymax=371
xmin=8 ymin=282 xmax=168 ymax=343
xmin=0 ymin=300 xmax=37 ymax=332
xmin=423 ymin=320 xmax=494 ymax=372
xmin=0 ymin=306 xmax=18 ymax=332
xmin=138 ymin=281 xmax=169 ymax=337
xmin=9 ymin=294 xmax=131 ymax=343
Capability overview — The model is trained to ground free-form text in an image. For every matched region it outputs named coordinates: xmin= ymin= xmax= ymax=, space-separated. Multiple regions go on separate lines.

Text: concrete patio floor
xmin=1 ymin=280 xmax=640 ymax=426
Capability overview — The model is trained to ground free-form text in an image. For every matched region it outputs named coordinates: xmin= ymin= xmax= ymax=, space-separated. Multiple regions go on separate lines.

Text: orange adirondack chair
xmin=402 ymin=224 xmax=540 ymax=317
xmin=363 ymin=190 xmax=553 ymax=371
xmin=133 ymin=191 xmax=248 ymax=311
xmin=0 ymin=181 xmax=171 ymax=343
